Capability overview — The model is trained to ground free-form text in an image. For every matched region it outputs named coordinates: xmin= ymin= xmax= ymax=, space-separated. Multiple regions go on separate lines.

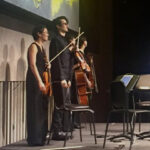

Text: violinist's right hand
xmin=45 ymin=62 xmax=51 ymax=69
xmin=61 ymin=80 xmax=68 ymax=88
xmin=38 ymin=81 xmax=46 ymax=92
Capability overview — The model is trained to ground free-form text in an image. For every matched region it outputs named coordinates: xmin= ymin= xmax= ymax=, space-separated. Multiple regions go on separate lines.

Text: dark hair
xmin=32 ymin=25 xmax=47 ymax=40
xmin=65 ymin=33 xmax=76 ymax=43
xmin=53 ymin=16 xmax=69 ymax=27
xmin=79 ymin=36 xmax=87 ymax=48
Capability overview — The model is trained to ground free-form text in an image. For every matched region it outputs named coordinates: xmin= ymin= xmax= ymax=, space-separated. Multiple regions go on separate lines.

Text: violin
xmin=43 ymin=50 xmax=52 ymax=96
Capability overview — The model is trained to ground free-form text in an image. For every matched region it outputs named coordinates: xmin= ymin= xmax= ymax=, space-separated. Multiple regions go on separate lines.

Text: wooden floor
xmin=1 ymin=123 xmax=150 ymax=150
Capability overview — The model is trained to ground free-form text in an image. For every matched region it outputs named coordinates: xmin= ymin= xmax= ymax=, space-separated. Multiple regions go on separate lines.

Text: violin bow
xmin=76 ymin=27 xmax=80 ymax=49
xmin=49 ymin=32 xmax=84 ymax=63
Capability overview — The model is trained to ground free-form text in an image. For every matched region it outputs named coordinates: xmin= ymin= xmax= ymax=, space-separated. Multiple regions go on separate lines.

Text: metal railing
xmin=0 ymin=81 xmax=26 ymax=147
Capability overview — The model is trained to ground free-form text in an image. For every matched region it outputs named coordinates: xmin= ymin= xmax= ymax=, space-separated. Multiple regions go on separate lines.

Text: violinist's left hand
xmin=45 ymin=62 xmax=51 ymax=69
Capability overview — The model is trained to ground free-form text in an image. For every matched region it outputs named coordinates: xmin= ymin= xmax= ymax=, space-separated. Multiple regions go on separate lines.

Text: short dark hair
xmin=53 ymin=16 xmax=69 ymax=27
xmin=79 ymin=36 xmax=87 ymax=48
xmin=65 ymin=33 xmax=76 ymax=43
xmin=32 ymin=25 xmax=47 ymax=40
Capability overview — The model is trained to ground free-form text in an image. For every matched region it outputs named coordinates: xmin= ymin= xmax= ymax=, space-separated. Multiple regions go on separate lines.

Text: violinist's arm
xmin=29 ymin=44 xmax=46 ymax=92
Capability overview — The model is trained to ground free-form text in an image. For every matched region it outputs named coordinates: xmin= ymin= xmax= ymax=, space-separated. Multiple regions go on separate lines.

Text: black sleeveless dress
xmin=26 ymin=43 xmax=48 ymax=146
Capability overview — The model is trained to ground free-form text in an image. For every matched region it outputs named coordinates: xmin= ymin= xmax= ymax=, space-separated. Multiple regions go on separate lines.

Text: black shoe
xmin=52 ymin=132 xmax=69 ymax=141
xmin=74 ymin=123 xmax=80 ymax=129
xmin=63 ymin=128 xmax=72 ymax=132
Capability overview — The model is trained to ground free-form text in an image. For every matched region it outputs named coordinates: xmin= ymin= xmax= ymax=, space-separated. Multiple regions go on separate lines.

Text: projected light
xmin=51 ymin=0 xmax=63 ymax=17
xmin=66 ymin=0 xmax=78 ymax=7
xmin=32 ymin=0 xmax=43 ymax=8
xmin=51 ymin=0 xmax=78 ymax=17
xmin=4 ymin=0 xmax=79 ymax=30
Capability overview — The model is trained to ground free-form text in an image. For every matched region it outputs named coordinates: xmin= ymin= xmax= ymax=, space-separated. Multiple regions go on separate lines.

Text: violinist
xmin=49 ymin=16 xmax=75 ymax=140
xmin=26 ymin=25 xmax=50 ymax=146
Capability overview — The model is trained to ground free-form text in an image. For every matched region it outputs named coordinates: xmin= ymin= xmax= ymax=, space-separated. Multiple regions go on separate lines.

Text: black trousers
xmin=71 ymin=76 xmax=80 ymax=125
xmin=51 ymin=82 xmax=71 ymax=132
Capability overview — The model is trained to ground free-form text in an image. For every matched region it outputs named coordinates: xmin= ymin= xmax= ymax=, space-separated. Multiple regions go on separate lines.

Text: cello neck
xmin=90 ymin=56 xmax=99 ymax=93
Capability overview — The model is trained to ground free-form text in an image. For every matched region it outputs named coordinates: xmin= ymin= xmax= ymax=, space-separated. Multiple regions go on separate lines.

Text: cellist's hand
xmin=87 ymin=80 xmax=92 ymax=89
xmin=61 ymin=80 xmax=68 ymax=88
xmin=38 ymin=81 xmax=46 ymax=92
xmin=72 ymin=63 xmax=80 ymax=70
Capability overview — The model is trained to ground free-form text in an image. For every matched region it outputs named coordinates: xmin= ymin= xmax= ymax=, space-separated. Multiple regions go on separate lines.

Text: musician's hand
xmin=70 ymin=38 xmax=76 ymax=47
xmin=61 ymin=80 xmax=68 ymax=88
xmin=87 ymin=80 xmax=92 ymax=89
xmin=45 ymin=62 xmax=51 ymax=69
xmin=76 ymin=47 xmax=80 ymax=52
xmin=72 ymin=63 xmax=80 ymax=70
xmin=38 ymin=81 xmax=46 ymax=92
xmin=68 ymin=80 xmax=71 ymax=88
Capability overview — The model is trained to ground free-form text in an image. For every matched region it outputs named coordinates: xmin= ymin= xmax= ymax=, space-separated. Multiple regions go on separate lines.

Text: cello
xmin=73 ymin=28 xmax=93 ymax=105
xmin=74 ymin=50 xmax=94 ymax=105
xmin=87 ymin=54 xmax=99 ymax=93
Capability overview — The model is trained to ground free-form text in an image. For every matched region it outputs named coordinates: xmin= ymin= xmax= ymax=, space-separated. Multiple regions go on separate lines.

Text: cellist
xmin=73 ymin=35 xmax=93 ymax=88
xmin=67 ymin=35 xmax=92 ymax=128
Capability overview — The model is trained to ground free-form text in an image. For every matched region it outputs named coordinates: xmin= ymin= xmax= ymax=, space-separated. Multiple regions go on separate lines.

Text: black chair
xmin=63 ymin=104 xmax=97 ymax=146
xmin=47 ymin=104 xmax=97 ymax=147
xmin=134 ymin=88 xmax=150 ymax=139
xmin=103 ymin=81 xmax=131 ymax=148
xmin=103 ymin=81 xmax=150 ymax=150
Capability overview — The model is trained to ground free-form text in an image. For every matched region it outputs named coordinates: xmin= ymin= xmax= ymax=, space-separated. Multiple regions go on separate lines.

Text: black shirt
xmin=49 ymin=32 xmax=74 ymax=82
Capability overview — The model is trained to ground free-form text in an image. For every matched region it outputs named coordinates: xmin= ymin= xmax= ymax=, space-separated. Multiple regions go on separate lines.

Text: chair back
xmin=111 ymin=81 xmax=129 ymax=109
xmin=111 ymin=74 xmax=139 ymax=109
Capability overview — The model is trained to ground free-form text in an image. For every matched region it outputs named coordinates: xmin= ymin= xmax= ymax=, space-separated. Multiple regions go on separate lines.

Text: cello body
xmin=74 ymin=51 xmax=96 ymax=105
xmin=74 ymin=70 xmax=89 ymax=105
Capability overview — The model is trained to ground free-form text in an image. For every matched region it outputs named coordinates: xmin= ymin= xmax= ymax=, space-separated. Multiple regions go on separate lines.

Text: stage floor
xmin=1 ymin=123 xmax=150 ymax=150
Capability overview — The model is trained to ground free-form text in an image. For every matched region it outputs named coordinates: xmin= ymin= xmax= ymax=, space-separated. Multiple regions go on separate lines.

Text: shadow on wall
xmin=0 ymin=38 xmax=27 ymax=81
xmin=0 ymin=44 xmax=11 ymax=81
xmin=1 ymin=45 xmax=10 ymax=141
xmin=9 ymin=44 xmax=16 ymax=81
xmin=17 ymin=38 xmax=27 ymax=81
